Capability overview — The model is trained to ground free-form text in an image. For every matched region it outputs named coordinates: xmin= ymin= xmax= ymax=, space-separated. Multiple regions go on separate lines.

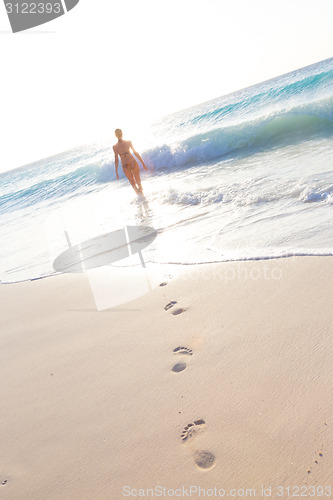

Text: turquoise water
xmin=1 ymin=57 xmax=332 ymax=282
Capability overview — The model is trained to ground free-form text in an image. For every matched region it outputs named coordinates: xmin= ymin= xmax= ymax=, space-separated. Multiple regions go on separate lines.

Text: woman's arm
xmin=130 ymin=142 xmax=147 ymax=170
xmin=113 ymin=146 xmax=120 ymax=179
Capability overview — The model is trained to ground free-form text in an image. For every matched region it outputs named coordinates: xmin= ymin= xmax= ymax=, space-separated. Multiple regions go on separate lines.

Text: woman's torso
xmin=114 ymin=140 xmax=134 ymax=167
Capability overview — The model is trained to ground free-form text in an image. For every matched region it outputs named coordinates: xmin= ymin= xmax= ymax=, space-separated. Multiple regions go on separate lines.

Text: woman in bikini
xmin=113 ymin=129 xmax=147 ymax=196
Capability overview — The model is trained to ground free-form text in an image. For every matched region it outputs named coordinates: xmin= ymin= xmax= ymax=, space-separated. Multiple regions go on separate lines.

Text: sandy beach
xmin=0 ymin=256 xmax=332 ymax=499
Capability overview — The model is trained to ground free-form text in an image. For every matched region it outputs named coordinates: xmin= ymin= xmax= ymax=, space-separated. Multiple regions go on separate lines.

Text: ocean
xmin=1 ymin=57 xmax=332 ymax=284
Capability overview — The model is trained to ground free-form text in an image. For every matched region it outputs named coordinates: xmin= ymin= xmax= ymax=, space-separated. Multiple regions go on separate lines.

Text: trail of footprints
xmin=161 ymin=285 xmax=216 ymax=471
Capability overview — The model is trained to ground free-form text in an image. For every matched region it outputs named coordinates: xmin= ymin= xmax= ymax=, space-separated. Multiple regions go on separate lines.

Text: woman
xmin=113 ymin=129 xmax=147 ymax=196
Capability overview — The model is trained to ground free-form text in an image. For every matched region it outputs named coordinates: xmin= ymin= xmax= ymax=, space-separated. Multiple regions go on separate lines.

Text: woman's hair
xmin=115 ymin=129 xmax=122 ymax=138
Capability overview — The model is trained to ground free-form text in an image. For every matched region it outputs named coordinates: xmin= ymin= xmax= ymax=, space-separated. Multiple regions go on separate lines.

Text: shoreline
xmin=0 ymin=256 xmax=332 ymax=499
xmin=2 ymin=252 xmax=333 ymax=286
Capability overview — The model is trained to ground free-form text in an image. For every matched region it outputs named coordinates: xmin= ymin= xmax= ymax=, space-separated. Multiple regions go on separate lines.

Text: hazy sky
xmin=1 ymin=0 xmax=333 ymax=173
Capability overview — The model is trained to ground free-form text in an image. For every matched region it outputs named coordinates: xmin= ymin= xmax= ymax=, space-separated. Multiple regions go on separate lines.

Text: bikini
xmin=120 ymin=152 xmax=136 ymax=171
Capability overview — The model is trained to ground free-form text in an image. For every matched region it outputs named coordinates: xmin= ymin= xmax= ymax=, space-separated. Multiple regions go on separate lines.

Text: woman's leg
xmin=123 ymin=167 xmax=140 ymax=194
xmin=132 ymin=162 xmax=143 ymax=194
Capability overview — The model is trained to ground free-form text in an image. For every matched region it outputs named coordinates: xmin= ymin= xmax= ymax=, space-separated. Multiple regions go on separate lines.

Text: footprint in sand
xmin=164 ymin=301 xmax=177 ymax=311
xmin=194 ymin=450 xmax=216 ymax=470
xmin=172 ymin=362 xmax=186 ymax=373
xmin=181 ymin=419 xmax=205 ymax=442
xmin=172 ymin=308 xmax=185 ymax=315
xmin=173 ymin=346 xmax=193 ymax=356
xmin=164 ymin=301 xmax=186 ymax=315
xmin=172 ymin=346 xmax=193 ymax=373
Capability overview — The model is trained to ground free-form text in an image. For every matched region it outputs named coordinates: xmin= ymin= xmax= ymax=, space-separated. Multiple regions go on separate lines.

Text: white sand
xmin=0 ymin=257 xmax=332 ymax=499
